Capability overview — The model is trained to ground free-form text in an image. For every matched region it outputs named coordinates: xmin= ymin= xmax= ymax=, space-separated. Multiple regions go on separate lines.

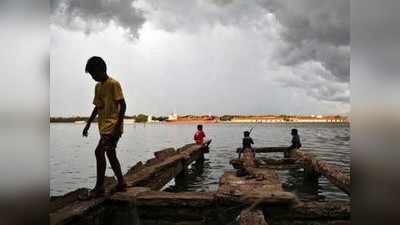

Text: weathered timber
xmin=132 ymin=219 xmax=204 ymax=225
xmin=240 ymin=209 xmax=269 ymax=225
xmin=231 ymin=157 xmax=300 ymax=170
xmin=124 ymin=141 xmax=211 ymax=190
xmin=108 ymin=187 xmax=215 ymax=222
xmin=154 ymin=147 xmax=177 ymax=160
xmin=50 ymin=176 xmax=116 ymax=214
xmin=111 ymin=188 xmax=349 ymax=225
xmin=125 ymin=161 xmax=144 ymax=176
xmin=258 ymin=158 xmax=297 ymax=165
xmin=49 ymin=176 xmax=118 ymax=225
xmin=50 ymin=188 xmax=90 ymax=213
xmin=259 ymin=164 xmax=302 ymax=170
xmin=216 ymin=171 xmax=296 ymax=205
xmin=237 ymin=146 xmax=288 ymax=153
xmin=110 ymin=187 xmax=215 ymax=208
xmin=264 ymin=201 xmax=351 ymax=220
xmin=50 ymin=141 xmax=351 ymax=225
xmin=221 ymin=148 xmax=297 ymax=205
xmin=241 ymin=147 xmax=258 ymax=168
xmin=226 ymin=181 xmax=343 ymax=225
xmin=295 ymin=150 xmax=350 ymax=195
xmin=50 ymin=141 xmax=211 ymax=225
xmin=235 ymin=192 xmax=349 ymax=224
xmin=271 ymin=220 xmax=350 ymax=225
xmin=201 ymin=139 xmax=212 ymax=153
xmin=230 ymin=158 xmax=242 ymax=169
xmin=284 ymin=148 xmax=298 ymax=158
xmin=50 ymin=197 xmax=105 ymax=225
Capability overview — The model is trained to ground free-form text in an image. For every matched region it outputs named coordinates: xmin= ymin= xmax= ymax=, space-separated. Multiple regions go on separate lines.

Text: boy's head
xmin=85 ymin=56 xmax=107 ymax=82
xmin=291 ymin=129 xmax=298 ymax=135
xmin=197 ymin=124 xmax=203 ymax=130
xmin=244 ymin=131 xmax=250 ymax=137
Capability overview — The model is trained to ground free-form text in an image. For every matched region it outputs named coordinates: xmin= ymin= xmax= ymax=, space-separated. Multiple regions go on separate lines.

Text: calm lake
xmin=50 ymin=122 xmax=350 ymax=201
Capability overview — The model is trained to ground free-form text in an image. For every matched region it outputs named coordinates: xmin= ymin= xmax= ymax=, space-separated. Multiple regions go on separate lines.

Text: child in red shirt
xmin=194 ymin=124 xmax=206 ymax=144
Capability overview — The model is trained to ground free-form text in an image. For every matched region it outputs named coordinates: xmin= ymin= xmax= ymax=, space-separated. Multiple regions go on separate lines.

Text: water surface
xmin=50 ymin=122 xmax=350 ymax=201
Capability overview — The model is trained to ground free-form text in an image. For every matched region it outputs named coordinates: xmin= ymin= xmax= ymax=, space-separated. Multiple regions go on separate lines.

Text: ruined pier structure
xmin=51 ymin=141 xmax=350 ymax=225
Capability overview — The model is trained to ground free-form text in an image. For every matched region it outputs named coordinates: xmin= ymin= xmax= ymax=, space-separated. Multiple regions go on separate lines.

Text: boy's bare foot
xmin=78 ymin=186 xmax=105 ymax=200
xmin=115 ymin=182 xmax=127 ymax=192
xmin=88 ymin=186 xmax=105 ymax=198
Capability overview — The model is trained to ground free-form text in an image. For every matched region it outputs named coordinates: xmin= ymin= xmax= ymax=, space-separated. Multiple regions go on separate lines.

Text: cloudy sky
xmin=50 ymin=0 xmax=349 ymax=117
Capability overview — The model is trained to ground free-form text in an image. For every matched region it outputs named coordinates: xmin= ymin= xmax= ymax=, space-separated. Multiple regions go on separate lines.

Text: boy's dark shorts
xmin=98 ymin=133 xmax=121 ymax=150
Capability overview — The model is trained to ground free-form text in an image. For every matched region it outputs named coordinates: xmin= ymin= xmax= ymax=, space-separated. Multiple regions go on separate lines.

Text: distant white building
xmin=124 ymin=119 xmax=135 ymax=124
xmin=147 ymin=115 xmax=153 ymax=122
xmin=168 ymin=112 xmax=178 ymax=121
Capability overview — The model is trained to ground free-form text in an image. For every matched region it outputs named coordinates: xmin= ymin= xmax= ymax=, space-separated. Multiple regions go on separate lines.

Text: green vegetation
xmin=50 ymin=116 xmax=90 ymax=123
xmin=335 ymin=115 xmax=343 ymax=120
xmin=153 ymin=116 xmax=168 ymax=121
xmin=135 ymin=114 xmax=148 ymax=123
xmin=220 ymin=115 xmax=234 ymax=121
xmin=279 ymin=115 xmax=291 ymax=121
xmin=50 ymin=115 xmax=136 ymax=123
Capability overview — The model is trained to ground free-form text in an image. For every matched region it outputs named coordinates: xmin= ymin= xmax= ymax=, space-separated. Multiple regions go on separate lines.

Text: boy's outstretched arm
xmin=83 ymin=107 xmax=98 ymax=137
xmin=111 ymin=99 xmax=126 ymax=138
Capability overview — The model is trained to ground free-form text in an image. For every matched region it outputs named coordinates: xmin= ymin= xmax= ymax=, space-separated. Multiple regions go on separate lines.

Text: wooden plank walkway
xmin=240 ymin=209 xmax=269 ymax=225
xmin=50 ymin=143 xmax=351 ymax=225
xmin=110 ymin=187 xmax=215 ymax=208
xmin=237 ymin=146 xmax=289 ymax=153
xmin=217 ymin=148 xmax=297 ymax=205
xmin=295 ymin=150 xmax=351 ymax=195
xmin=50 ymin=141 xmax=211 ymax=225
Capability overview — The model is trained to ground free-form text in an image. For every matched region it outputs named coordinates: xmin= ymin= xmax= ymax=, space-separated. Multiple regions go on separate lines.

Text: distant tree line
xmin=135 ymin=114 xmax=148 ymax=123
xmin=219 ymin=115 xmax=234 ymax=121
xmin=50 ymin=116 xmax=91 ymax=123
xmin=279 ymin=115 xmax=291 ymax=121
xmin=153 ymin=116 xmax=168 ymax=121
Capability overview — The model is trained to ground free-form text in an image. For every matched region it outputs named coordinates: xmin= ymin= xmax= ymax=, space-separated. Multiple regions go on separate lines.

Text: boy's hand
xmin=82 ymin=125 xmax=89 ymax=137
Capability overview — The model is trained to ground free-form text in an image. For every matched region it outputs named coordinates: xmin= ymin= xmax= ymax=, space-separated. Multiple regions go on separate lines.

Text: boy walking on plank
xmin=82 ymin=56 xmax=127 ymax=197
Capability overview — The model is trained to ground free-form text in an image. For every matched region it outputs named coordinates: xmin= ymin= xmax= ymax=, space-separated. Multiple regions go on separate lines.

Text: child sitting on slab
xmin=194 ymin=124 xmax=206 ymax=144
xmin=239 ymin=131 xmax=254 ymax=159
xmin=285 ymin=128 xmax=302 ymax=158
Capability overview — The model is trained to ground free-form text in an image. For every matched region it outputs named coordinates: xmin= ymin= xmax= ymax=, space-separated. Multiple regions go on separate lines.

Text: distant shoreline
xmin=51 ymin=114 xmax=349 ymax=124
xmin=50 ymin=120 xmax=350 ymax=124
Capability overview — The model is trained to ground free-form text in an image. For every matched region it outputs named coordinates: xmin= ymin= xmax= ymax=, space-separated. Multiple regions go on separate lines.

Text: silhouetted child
xmin=285 ymin=128 xmax=302 ymax=157
xmin=239 ymin=131 xmax=254 ymax=159
xmin=82 ymin=56 xmax=127 ymax=198
xmin=194 ymin=124 xmax=206 ymax=144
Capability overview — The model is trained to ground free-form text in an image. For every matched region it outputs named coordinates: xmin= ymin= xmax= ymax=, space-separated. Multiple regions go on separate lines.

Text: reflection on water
xmin=50 ymin=122 xmax=350 ymax=201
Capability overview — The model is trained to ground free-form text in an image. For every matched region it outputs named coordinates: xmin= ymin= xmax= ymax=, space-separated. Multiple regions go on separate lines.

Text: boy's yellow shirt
xmin=93 ymin=77 xmax=124 ymax=134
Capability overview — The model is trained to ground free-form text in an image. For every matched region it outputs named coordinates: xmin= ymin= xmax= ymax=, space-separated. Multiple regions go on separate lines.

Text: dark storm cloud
xmin=136 ymin=0 xmax=269 ymax=32
xmin=51 ymin=0 xmax=349 ymax=84
xmin=276 ymin=63 xmax=350 ymax=103
xmin=51 ymin=0 xmax=145 ymax=38
xmin=50 ymin=0 xmax=350 ymax=110
xmin=136 ymin=0 xmax=349 ymax=103
xmin=259 ymin=0 xmax=350 ymax=83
